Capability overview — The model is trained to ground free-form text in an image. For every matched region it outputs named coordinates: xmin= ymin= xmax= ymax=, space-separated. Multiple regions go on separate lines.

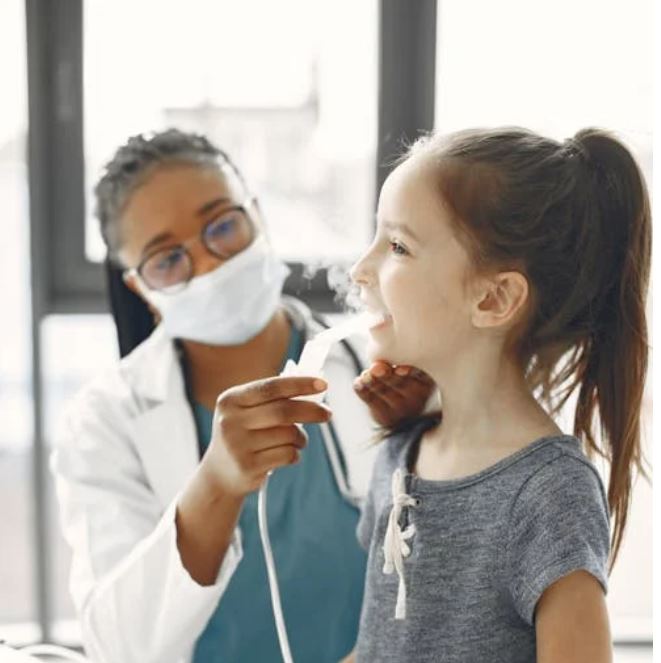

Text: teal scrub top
xmin=190 ymin=326 xmax=367 ymax=663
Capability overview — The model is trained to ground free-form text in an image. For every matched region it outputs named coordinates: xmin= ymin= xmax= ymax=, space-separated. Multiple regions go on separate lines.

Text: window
xmin=0 ymin=0 xmax=36 ymax=634
xmin=42 ymin=315 xmax=119 ymax=632
xmin=83 ymin=0 xmax=378 ymax=265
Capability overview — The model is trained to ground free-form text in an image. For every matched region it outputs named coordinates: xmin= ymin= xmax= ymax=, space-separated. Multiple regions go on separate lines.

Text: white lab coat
xmin=51 ymin=298 xmax=378 ymax=663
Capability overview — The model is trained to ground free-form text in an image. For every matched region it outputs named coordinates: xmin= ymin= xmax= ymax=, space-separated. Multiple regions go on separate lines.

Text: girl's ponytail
xmin=570 ymin=129 xmax=651 ymax=568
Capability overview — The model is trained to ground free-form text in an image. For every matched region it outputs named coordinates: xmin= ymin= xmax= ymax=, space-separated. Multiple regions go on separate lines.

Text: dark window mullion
xmin=377 ymin=0 xmax=437 ymax=194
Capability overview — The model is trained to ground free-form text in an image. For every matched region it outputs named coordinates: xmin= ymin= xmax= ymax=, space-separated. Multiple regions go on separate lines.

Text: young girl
xmin=347 ymin=127 xmax=650 ymax=662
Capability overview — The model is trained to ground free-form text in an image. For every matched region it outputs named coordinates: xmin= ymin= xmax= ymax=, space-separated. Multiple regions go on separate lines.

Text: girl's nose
xmin=350 ymin=248 xmax=374 ymax=286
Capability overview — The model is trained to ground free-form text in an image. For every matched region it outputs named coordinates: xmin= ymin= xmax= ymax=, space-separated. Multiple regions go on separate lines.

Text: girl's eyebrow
xmin=381 ymin=219 xmax=420 ymax=243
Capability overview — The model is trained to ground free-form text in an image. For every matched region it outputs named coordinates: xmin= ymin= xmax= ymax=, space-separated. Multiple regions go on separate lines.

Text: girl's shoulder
xmin=508 ymin=435 xmax=611 ymax=522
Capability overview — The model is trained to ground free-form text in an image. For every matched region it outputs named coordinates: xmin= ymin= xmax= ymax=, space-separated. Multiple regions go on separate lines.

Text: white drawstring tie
xmin=382 ymin=468 xmax=417 ymax=620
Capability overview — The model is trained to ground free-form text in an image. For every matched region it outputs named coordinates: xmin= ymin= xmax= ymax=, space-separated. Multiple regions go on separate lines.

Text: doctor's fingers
xmin=227 ymin=398 xmax=332 ymax=431
xmin=217 ymin=376 xmax=328 ymax=410
xmin=355 ymin=375 xmax=405 ymax=408
xmin=243 ymin=425 xmax=309 ymax=455
xmin=251 ymin=444 xmax=303 ymax=477
xmin=354 ymin=382 xmax=409 ymax=428
xmin=356 ymin=369 xmax=433 ymax=406
xmin=359 ymin=365 xmax=435 ymax=393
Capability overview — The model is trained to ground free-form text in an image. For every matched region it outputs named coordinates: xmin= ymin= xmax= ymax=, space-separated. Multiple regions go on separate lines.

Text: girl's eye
xmin=389 ymin=240 xmax=409 ymax=256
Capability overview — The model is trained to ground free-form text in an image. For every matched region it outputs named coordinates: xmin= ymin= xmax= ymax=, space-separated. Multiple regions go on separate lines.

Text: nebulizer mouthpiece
xmin=280 ymin=310 xmax=385 ymax=400
xmin=260 ymin=310 xmax=385 ymax=663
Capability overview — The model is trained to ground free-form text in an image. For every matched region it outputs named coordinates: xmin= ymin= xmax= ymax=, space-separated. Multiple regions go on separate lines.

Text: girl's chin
xmin=366 ymin=338 xmax=428 ymax=371
xmin=365 ymin=340 xmax=401 ymax=366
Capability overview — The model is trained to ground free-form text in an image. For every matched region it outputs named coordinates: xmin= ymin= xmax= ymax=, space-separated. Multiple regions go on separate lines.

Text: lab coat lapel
xmin=133 ymin=396 xmax=200 ymax=509
xmin=128 ymin=329 xmax=201 ymax=509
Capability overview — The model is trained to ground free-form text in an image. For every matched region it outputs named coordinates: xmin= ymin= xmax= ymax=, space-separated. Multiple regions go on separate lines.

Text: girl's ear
xmin=471 ymin=271 xmax=529 ymax=330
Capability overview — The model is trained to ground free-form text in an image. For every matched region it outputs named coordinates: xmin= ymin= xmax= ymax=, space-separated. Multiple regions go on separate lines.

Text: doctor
xmin=51 ymin=129 xmax=433 ymax=663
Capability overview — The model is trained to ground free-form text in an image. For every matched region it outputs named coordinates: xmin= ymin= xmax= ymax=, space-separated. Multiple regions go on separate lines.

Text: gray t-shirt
xmin=355 ymin=419 xmax=610 ymax=663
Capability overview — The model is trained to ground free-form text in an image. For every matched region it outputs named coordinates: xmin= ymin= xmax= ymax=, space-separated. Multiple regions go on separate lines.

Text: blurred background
xmin=0 ymin=0 xmax=653 ymax=660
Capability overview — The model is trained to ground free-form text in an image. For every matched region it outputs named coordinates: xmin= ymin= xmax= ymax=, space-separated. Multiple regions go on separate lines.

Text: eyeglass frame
xmin=125 ymin=196 xmax=261 ymax=294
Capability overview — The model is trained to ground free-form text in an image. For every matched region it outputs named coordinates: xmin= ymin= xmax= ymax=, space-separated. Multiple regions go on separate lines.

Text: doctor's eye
xmin=153 ymin=247 xmax=187 ymax=272
xmin=206 ymin=214 xmax=240 ymax=239
xmin=203 ymin=208 xmax=254 ymax=258
xmin=140 ymin=246 xmax=192 ymax=290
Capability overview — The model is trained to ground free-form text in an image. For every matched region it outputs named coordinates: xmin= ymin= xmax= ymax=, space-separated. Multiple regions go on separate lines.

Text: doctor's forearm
xmin=174 ymin=374 xmax=330 ymax=586
xmin=175 ymin=465 xmax=245 ymax=586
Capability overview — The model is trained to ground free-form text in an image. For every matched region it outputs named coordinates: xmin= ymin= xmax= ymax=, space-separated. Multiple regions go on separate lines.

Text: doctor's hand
xmin=201 ymin=376 xmax=332 ymax=498
xmin=353 ymin=361 xmax=436 ymax=429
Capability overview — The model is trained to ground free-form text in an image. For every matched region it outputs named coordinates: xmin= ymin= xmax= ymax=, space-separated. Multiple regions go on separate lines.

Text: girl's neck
xmin=426 ymin=351 xmax=563 ymax=454
xmin=181 ymin=307 xmax=292 ymax=408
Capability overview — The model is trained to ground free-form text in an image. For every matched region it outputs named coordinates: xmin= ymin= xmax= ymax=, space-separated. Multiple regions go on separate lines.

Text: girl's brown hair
xmin=410 ymin=127 xmax=651 ymax=569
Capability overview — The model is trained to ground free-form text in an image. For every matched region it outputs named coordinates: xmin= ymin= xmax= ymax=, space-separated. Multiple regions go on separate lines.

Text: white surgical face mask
xmin=137 ymin=235 xmax=290 ymax=345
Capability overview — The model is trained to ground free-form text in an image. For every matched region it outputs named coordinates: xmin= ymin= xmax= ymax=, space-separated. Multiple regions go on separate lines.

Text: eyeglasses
xmin=128 ymin=198 xmax=257 ymax=293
